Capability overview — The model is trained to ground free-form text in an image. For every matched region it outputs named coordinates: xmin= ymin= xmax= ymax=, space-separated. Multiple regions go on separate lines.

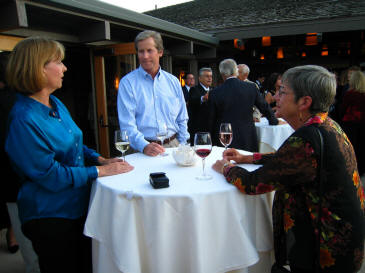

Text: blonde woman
xmin=5 ymin=37 xmax=133 ymax=273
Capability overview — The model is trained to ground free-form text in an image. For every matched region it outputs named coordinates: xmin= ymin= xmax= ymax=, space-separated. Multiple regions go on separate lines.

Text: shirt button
xmin=75 ymin=143 xmax=78 ymax=147
xmin=59 ymin=119 xmax=61 ymax=122
xmin=78 ymin=156 xmax=81 ymax=160
xmin=69 ymin=130 xmax=72 ymax=133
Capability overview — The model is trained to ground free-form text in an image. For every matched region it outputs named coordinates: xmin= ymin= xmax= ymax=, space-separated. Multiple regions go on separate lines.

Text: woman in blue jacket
xmin=5 ymin=37 xmax=133 ymax=273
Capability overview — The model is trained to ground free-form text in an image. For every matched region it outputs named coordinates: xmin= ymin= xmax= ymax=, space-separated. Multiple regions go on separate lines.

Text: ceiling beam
xmin=210 ymin=15 xmax=365 ymax=40
xmin=79 ymin=20 xmax=110 ymax=43
xmin=0 ymin=0 xmax=28 ymax=32
xmin=169 ymin=41 xmax=193 ymax=56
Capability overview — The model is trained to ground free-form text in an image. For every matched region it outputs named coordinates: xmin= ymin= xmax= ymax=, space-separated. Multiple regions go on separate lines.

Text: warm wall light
xmin=260 ymin=53 xmax=265 ymax=60
xmin=114 ymin=76 xmax=119 ymax=90
xmin=234 ymin=38 xmax=245 ymax=50
xmin=321 ymin=44 xmax=328 ymax=56
xmin=277 ymin=47 xmax=284 ymax=59
xmin=305 ymin=33 xmax=318 ymax=46
xmin=301 ymin=52 xmax=307 ymax=57
xmin=262 ymin=36 xmax=271 ymax=47
xmin=179 ymin=71 xmax=185 ymax=86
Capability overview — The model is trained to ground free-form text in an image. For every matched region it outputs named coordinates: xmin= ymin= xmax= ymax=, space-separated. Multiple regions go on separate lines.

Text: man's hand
xmin=143 ymin=143 xmax=165 ymax=156
xmin=202 ymin=92 xmax=209 ymax=102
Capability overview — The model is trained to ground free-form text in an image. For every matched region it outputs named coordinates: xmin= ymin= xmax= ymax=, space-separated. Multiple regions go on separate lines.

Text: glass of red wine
xmin=219 ymin=123 xmax=233 ymax=150
xmin=194 ymin=132 xmax=212 ymax=180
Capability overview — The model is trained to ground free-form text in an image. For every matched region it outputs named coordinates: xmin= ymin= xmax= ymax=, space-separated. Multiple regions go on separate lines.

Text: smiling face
xmin=43 ymin=58 xmax=67 ymax=92
xmin=137 ymin=37 xmax=163 ymax=77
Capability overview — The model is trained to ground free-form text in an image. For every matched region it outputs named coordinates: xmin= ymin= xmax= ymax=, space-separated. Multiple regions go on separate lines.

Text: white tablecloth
xmin=84 ymin=147 xmax=274 ymax=273
xmin=255 ymin=118 xmax=294 ymax=152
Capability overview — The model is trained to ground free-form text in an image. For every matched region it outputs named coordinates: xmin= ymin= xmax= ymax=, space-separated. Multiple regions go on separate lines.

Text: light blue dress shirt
xmin=5 ymin=94 xmax=99 ymax=224
xmin=117 ymin=66 xmax=189 ymax=152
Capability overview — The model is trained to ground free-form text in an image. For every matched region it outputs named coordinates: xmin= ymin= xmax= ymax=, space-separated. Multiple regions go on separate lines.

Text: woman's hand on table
xmin=222 ymin=148 xmax=254 ymax=164
xmin=98 ymin=156 xmax=124 ymax=165
xmin=212 ymin=159 xmax=230 ymax=174
xmin=97 ymin=161 xmax=134 ymax=177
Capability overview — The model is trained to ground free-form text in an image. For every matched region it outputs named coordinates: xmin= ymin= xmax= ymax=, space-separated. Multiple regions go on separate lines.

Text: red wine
xmin=195 ymin=148 xmax=211 ymax=158
xmin=219 ymin=132 xmax=233 ymax=146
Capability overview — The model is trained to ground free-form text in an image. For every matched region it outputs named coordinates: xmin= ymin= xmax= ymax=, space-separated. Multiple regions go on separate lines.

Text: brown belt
xmin=146 ymin=133 xmax=177 ymax=145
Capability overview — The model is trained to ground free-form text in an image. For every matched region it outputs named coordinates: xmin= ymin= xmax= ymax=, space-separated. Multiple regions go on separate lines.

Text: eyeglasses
xmin=278 ymin=86 xmax=292 ymax=97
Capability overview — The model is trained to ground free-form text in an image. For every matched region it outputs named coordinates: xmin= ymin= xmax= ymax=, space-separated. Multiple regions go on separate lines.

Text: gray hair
xmin=282 ymin=65 xmax=336 ymax=114
xmin=135 ymin=30 xmax=164 ymax=52
xmin=238 ymin=64 xmax=250 ymax=75
xmin=199 ymin=67 xmax=212 ymax=76
xmin=219 ymin=59 xmax=238 ymax=77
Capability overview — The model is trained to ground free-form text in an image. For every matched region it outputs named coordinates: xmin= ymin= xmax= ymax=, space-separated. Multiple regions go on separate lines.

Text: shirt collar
xmin=200 ymin=83 xmax=210 ymax=91
xmin=139 ymin=65 xmax=161 ymax=80
xmin=17 ymin=93 xmax=59 ymax=118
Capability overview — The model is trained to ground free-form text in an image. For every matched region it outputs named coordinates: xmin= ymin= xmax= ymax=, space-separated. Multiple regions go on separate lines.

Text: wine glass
xmin=219 ymin=123 xmax=233 ymax=150
xmin=156 ymin=121 xmax=168 ymax=156
xmin=115 ymin=130 xmax=130 ymax=161
xmin=194 ymin=132 xmax=212 ymax=180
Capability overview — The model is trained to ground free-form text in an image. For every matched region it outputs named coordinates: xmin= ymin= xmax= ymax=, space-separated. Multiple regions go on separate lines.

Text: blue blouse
xmin=5 ymin=94 xmax=99 ymax=224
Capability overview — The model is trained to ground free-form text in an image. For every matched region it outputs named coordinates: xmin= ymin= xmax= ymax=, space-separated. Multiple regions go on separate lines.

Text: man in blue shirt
xmin=117 ymin=30 xmax=189 ymax=156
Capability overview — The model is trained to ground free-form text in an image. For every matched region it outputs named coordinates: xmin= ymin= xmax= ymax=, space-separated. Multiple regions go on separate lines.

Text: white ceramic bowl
xmin=172 ymin=146 xmax=197 ymax=166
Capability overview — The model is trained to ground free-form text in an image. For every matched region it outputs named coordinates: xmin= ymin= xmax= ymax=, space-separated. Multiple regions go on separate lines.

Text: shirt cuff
xmin=87 ymin=166 xmax=99 ymax=181
xmin=136 ymin=139 xmax=151 ymax=153
xmin=253 ymin=153 xmax=262 ymax=162
xmin=223 ymin=164 xmax=234 ymax=177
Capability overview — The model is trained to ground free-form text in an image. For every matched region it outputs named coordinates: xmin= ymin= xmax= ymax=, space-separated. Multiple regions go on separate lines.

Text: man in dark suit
xmin=188 ymin=67 xmax=212 ymax=143
xmin=182 ymin=72 xmax=195 ymax=103
xmin=209 ymin=59 xmax=280 ymax=152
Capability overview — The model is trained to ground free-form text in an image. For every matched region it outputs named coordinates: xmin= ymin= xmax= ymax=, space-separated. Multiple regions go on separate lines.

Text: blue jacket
xmin=5 ymin=94 xmax=99 ymax=224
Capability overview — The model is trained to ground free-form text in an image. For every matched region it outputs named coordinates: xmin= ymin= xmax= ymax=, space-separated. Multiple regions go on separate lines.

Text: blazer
xmin=182 ymin=85 xmax=189 ymax=103
xmin=224 ymin=114 xmax=365 ymax=272
xmin=209 ymin=77 xmax=278 ymax=152
xmin=187 ymin=84 xmax=211 ymax=142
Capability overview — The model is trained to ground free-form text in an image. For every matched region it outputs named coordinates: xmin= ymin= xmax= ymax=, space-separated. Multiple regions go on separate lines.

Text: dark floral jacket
xmin=224 ymin=113 xmax=365 ymax=272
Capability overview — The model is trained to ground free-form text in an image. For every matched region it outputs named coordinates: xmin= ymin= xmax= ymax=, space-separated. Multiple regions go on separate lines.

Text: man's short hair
xmin=219 ymin=59 xmax=238 ymax=77
xmin=135 ymin=30 xmax=164 ymax=52
xmin=184 ymin=72 xmax=194 ymax=79
xmin=199 ymin=67 xmax=212 ymax=76
xmin=238 ymin=64 xmax=250 ymax=75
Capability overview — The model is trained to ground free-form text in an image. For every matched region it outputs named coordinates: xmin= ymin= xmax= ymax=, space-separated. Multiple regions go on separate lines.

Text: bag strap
xmin=315 ymin=126 xmax=324 ymax=273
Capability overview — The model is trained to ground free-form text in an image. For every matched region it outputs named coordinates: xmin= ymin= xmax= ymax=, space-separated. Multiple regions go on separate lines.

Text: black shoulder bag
xmin=271 ymin=126 xmax=324 ymax=273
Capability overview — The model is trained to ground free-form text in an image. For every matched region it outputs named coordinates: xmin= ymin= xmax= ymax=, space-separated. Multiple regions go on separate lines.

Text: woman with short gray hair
xmin=213 ymin=65 xmax=364 ymax=272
